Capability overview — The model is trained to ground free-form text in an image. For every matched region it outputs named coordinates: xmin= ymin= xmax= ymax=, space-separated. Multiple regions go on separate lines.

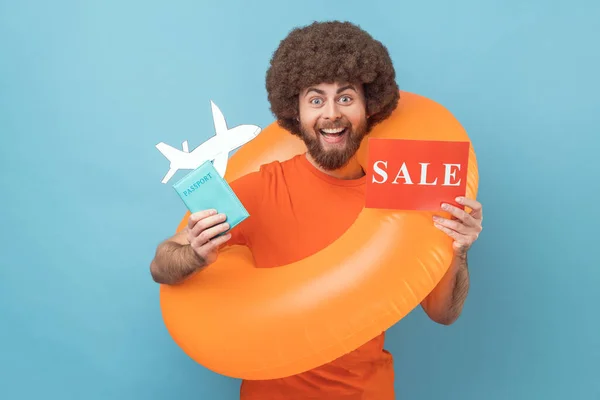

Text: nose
xmin=323 ymin=101 xmax=342 ymax=120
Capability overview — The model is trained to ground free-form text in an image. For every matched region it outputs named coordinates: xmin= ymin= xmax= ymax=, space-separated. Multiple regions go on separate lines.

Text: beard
xmin=299 ymin=116 xmax=368 ymax=171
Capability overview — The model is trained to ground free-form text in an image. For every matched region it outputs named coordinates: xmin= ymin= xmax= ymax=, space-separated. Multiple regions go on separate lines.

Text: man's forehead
xmin=301 ymin=81 xmax=362 ymax=95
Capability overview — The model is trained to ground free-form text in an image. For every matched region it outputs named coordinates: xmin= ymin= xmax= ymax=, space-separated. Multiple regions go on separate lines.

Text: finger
xmin=441 ymin=203 xmax=476 ymax=226
xmin=433 ymin=221 xmax=463 ymax=241
xmin=191 ymin=221 xmax=230 ymax=248
xmin=456 ymin=197 xmax=483 ymax=219
xmin=191 ymin=213 xmax=227 ymax=238
xmin=432 ymin=216 xmax=470 ymax=234
xmin=435 ymin=222 xmax=473 ymax=252
xmin=188 ymin=209 xmax=217 ymax=229
xmin=457 ymin=196 xmax=482 ymax=211
xmin=204 ymin=232 xmax=232 ymax=252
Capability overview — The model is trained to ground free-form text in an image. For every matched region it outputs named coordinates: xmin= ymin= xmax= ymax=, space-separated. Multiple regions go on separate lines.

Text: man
xmin=150 ymin=20 xmax=483 ymax=400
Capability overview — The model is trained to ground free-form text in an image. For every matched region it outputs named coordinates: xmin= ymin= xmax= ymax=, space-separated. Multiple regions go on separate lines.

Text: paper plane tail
xmin=161 ymin=168 xmax=178 ymax=184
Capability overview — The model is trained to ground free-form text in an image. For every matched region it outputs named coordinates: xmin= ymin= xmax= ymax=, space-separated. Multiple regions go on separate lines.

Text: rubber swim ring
xmin=159 ymin=91 xmax=479 ymax=380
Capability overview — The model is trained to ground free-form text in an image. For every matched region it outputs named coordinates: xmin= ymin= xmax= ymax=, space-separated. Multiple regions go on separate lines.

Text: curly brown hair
xmin=265 ymin=21 xmax=400 ymax=136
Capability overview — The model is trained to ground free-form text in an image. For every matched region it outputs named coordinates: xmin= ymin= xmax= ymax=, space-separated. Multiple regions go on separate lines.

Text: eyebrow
xmin=304 ymin=84 xmax=357 ymax=97
xmin=336 ymin=84 xmax=357 ymax=94
xmin=305 ymin=87 xmax=325 ymax=96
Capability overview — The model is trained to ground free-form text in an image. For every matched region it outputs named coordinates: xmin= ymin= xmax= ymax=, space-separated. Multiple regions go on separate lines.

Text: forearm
xmin=150 ymin=241 xmax=206 ymax=285
xmin=421 ymin=252 xmax=470 ymax=325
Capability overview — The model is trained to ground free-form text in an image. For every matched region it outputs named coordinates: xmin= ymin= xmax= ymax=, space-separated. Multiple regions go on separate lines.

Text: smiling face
xmin=298 ymin=82 xmax=369 ymax=171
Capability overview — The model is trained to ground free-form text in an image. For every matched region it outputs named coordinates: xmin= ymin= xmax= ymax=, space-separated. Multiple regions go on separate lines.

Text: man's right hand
xmin=186 ymin=209 xmax=232 ymax=266
xmin=150 ymin=209 xmax=232 ymax=285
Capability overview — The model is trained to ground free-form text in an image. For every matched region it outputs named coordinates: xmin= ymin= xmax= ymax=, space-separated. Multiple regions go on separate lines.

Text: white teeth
xmin=321 ymin=128 xmax=345 ymax=134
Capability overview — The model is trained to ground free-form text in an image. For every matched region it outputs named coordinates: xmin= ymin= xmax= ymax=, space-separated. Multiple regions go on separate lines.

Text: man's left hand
xmin=433 ymin=196 xmax=483 ymax=256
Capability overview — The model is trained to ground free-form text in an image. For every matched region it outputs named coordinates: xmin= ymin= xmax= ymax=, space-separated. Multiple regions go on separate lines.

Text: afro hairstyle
xmin=265 ymin=20 xmax=400 ymax=136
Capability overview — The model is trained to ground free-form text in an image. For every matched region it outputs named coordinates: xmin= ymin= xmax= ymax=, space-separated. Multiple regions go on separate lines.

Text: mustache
xmin=316 ymin=120 xmax=350 ymax=130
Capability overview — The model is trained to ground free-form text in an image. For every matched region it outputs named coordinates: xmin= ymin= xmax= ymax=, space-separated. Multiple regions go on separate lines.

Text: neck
xmin=305 ymin=153 xmax=365 ymax=180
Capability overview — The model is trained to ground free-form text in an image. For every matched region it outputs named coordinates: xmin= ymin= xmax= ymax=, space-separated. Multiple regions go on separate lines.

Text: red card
xmin=365 ymin=138 xmax=470 ymax=211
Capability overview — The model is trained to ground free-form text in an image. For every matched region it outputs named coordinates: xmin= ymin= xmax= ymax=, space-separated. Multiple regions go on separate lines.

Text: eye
xmin=310 ymin=98 xmax=323 ymax=105
xmin=339 ymin=95 xmax=352 ymax=104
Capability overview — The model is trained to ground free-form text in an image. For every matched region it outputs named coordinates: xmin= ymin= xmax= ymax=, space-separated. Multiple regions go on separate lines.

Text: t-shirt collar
xmin=297 ymin=153 xmax=366 ymax=187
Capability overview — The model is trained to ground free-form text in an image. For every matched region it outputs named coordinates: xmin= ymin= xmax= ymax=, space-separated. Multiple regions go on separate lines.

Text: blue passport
xmin=172 ymin=160 xmax=249 ymax=232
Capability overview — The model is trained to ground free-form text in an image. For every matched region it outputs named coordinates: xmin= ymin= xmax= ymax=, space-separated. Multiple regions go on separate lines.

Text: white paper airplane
xmin=156 ymin=101 xmax=261 ymax=184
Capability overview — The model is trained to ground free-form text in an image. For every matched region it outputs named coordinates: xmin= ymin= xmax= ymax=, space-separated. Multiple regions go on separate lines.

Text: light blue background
xmin=1 ymin=0 xmax=598 ymax=399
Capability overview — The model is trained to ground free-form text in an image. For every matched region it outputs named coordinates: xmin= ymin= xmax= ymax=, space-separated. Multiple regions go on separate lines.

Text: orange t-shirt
xmin=225 ymin=154 xmax=395 ymax=400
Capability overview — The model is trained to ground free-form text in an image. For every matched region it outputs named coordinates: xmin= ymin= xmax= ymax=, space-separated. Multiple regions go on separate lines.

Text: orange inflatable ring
xmin=159 ymin=91 xmax=479 ymax=380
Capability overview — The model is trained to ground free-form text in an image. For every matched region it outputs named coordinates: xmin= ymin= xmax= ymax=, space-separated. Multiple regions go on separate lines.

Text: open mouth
xmin=319 ymin=127 xmax=348 ymax=143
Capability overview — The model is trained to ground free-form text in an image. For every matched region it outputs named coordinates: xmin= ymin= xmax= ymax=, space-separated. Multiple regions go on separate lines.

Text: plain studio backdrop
xmin=1 ymin=1 xmax=598 ymax=399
